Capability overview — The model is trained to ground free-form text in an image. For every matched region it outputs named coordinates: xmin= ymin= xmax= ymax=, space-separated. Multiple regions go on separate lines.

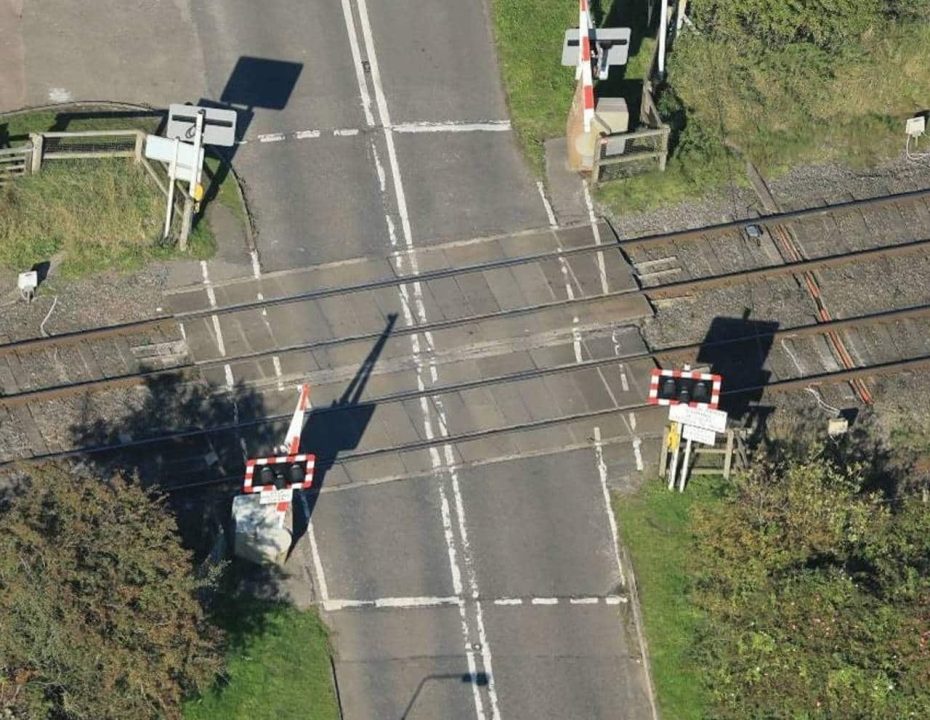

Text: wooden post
xmin=179 ymin=195 xmax=193 ymax=251
xmin=133 ymin=130 xmax=144 ymax=163
xmin=29 ymin=133 xmax=43 ymax=174
xmin=723 ymin=429 xmax=735 ymax=479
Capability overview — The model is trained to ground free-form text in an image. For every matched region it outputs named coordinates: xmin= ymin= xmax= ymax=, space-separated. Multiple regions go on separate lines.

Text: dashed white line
xmin=569 ymin=597 xmax=600 ymax=605
xmin=493 ymin=598 xmax=523 ymax=606
xmin=629 ymin=412 xmax=644 ymax=471
xmin=295 ymin=129 xmax=322 ymax=139
xmin=272 ymin=356 xmax=284 ymax=391
xmin=530 ymin=597 xmax=559 ymax=606
xmin=200 ymin=261 xmax=227 ymax=359
xmin=258 ymin=132 xmax=286 ymax=143
xmin=333 ymin=128 xmax=360 ymax=136
xmin=250 ymin=250 xmax=261 ymax=279
xmin=322 ymin=595 xmax=628 ymax=610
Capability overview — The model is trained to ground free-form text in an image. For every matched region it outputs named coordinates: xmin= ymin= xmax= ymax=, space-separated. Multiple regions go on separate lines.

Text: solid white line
xmin=536 ymin=181 xmax=558 ymax=229
xmin=582 ymin=180 xmax=609 ymax=295
xmin=201 ymin=261 xmax=227 ymax=358
xmin=333 ymin=128 xmax=360 ymax=136
xmin=353 ymin=0 xmax=499 ymax=715
xmin=306 ymin=519 xmax=330 ymax=602
xmin=258 ymin=132 xmax=286 ymax=143
xmin=530 ymin=597 xmax=559 ymax=606
xmin=392 ymin=120 xmax=511 ymax=134
xmin=250 ymin=250 xmax=261 ymax=279
xmin=629 ymin=412 xmax=644 ymax=471
xmin=593 ymin=426 xmax=626 ymax=587
xmin=295 ymin=129 xmax=322 ymax=139
xmin=338 ymin=0 xmax=375 ymax=127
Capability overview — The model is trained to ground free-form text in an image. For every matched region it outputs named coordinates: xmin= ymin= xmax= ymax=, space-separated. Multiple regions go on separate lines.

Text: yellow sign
xmin=667 ymin=423 xmax=680 ymax=451
xmin=193 ymin=184 xmax=204 ymax=202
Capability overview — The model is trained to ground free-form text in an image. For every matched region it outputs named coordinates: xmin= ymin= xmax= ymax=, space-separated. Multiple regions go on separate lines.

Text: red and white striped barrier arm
xmin=283 ymin=383 xmax=311 ymax=455
xmin=578 ymin=0 xmax=596 ymax=132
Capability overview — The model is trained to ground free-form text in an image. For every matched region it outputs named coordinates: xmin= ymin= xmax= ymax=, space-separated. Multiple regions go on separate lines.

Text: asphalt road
xmin=10 ymin=2 xmax=659 ymax=717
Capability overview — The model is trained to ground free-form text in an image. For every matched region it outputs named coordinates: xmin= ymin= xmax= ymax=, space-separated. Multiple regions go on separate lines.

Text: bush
xmin=691 ymin=449 xmax=930 ymax=718
xmin=0 ymin=463 xmax=223 ymax=719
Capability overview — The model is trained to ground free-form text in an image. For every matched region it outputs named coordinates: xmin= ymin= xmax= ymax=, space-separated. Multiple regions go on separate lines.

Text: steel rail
xmin=4 ymin=186 xmax=929 ymax=357
xmin=617 ymin=186 xmax=930 ymax=252
xmin=5 ymin=299 xmax=930 ymax=407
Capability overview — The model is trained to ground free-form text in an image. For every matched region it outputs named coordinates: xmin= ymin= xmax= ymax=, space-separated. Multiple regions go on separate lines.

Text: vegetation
xmin=184 ymin=598 xmax=340 ymax=720
xmin=0 ymin=159 xmax=214 ymax=277
xmin=0 ymin=462 xmax=223 ymax=720
xmin=490 ymin=0 xmax=930 ymax=213
xmin=617 ymin=435 xmax=930 ymax=718
xmin=614 ymin=481 xmax=714 ymax=719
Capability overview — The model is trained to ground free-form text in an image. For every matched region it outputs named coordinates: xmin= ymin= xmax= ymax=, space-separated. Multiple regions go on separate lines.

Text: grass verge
xmin=183 ymin=600 xmax=340 ymax=720
xmin=613 ymin=478 xmax=721 ymax=720
xmin=0 ymin=159 xmax=213 ymax=277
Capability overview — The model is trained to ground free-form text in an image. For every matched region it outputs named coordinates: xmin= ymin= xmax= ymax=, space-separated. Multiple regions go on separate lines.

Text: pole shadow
xmin=289 ymin=313 xmax=398 ymax=554
xmin=191 ymin=56 xmax=303 ymax=231
xmin=401 ymin=672 xmax=489 ymax=720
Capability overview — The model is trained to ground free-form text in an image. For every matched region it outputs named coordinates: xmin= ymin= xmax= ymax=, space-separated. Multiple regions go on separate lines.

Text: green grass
xmin=183 ymin=602 xmax=340 ymax=720
xmin=0 ymin=107 xmax=161 ymax=147
xmin=613 ymin=478 xmax=721 ymax=720
xmin=0 ymin=159 xmax=213 ymax=277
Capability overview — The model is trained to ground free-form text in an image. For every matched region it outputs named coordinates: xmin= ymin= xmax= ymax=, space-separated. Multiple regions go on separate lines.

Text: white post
xmin=678 ymin=436 xmax=693 ymax=492
xmin=179 ymin=110 xmax=205 ymax=251
xmin=667 ymin=421 xmax=681 ymax=490
xmin=675 ymin=0 xmax=687 ymax=33
xmin=163 ymin=138 xmax=179 ymax=239
xmin=658 ymin=0 xmax=668 ymax=76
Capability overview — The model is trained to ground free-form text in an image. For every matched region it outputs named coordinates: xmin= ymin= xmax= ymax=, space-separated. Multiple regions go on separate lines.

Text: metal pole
xmin=164 ymin=139 xmax=179 ymax=240
xmin=678 ymin=437 xmax=693 ymax=492
xmin=178 ymin=111 xmax=204 ymax=252
xmin=658 ymin=0 xmax=668 ymax=76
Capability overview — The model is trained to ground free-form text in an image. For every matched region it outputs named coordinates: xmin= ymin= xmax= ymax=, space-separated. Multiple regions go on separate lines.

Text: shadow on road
xmin=401 ymin=672 xmax=489 ymax=720
xmin=289 ymin=313 xmax=398 ymax=554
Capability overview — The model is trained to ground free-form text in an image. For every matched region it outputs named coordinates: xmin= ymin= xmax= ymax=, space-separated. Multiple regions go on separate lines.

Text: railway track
xmin=2 ymin=186 xmax=929 ymax=469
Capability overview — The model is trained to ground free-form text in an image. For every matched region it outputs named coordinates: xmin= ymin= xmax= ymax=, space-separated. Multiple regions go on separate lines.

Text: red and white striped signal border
xmin=648 ymin=368 xmax=722 ymax=409
xmin=578 ymin=0 xmax=595 ymax=131
xmin=242 ymin=454 xmax=316 ymax=494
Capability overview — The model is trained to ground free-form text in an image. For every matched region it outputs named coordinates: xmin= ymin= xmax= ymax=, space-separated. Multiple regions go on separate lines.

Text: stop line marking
xmin=248 ymin=120 xmax=511 ymax=145
xmin=321 ymin=594 xmax=628 ymax=612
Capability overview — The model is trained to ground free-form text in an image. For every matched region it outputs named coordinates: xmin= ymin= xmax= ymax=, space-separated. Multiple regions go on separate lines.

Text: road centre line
xmin=340 ymin=1 xmax=493 ymax=718
xmin=582 ymin=180 xmax=610 ymax=295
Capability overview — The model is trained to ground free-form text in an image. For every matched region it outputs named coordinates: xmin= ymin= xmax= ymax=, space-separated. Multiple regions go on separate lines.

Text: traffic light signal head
xmin=243 ymin=454 xmax=316 ymax=495
xmin=649 ymin=368 xmax=722 ymax=409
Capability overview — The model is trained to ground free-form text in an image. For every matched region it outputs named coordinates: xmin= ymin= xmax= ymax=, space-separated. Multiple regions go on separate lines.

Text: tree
xmin=0 ymin=462 xmax=223 ymax=719
xmin=691 ymin=448 xmax=930 ymax=718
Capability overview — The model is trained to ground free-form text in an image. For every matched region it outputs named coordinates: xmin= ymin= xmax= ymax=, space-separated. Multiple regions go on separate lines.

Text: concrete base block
xmin=232 ymin=494 xmax=292 ymax=566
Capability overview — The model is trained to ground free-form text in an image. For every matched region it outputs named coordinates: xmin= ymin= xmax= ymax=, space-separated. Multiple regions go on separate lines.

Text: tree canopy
xmin=690 ymin=448 xmax=930 ymax=718
xmin=0 ymin=463 xmax=223 ymax=719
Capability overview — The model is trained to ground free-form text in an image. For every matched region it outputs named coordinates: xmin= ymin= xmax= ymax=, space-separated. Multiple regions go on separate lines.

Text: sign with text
xmin=682 ymin=424 xmax=716 ymax=446
xmin=258 ymin=487 xmax=294 ymax=505
xmin=669 ymin=404 xmax=728 ymax=434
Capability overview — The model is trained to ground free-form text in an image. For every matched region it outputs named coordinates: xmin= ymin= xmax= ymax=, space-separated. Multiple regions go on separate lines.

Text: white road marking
xmin=629 ymin=412 xmax=644 ymax=471
xmin=224 ymin=364 xmax=235 ymax=391
xmin=536 ymin=181 xmax=558 ymax=229
xmin=348 ymin=0 xmax=500 ymax=714
xmin=258 ymin=132 xmax=286 ymax=143
xmin=392 ymin=120 xmax=511 ymax=133
xmin=272 ymin=356 xmax=284 ymax=391
xmin=296 ymin=129 xmax=322 ymax=139
xmin=333 ymin=128 xmax=360 ymax=136
xmin=322 ymin=595 xmax=629 ymax=610
xmin=48 ymin=87 xmax=72 ymax=103
xmin=302 ymin=492 xmax=330 ymax=603
xmin=250 ymin=250 xmax=261 ymax=279
xmin=593 ymin=426 xmax=626 ymax=587
xmin=200 ymin=261 xmax=227 ymax=358
xmin=582 ymin=180 xmax=609 ymax=295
